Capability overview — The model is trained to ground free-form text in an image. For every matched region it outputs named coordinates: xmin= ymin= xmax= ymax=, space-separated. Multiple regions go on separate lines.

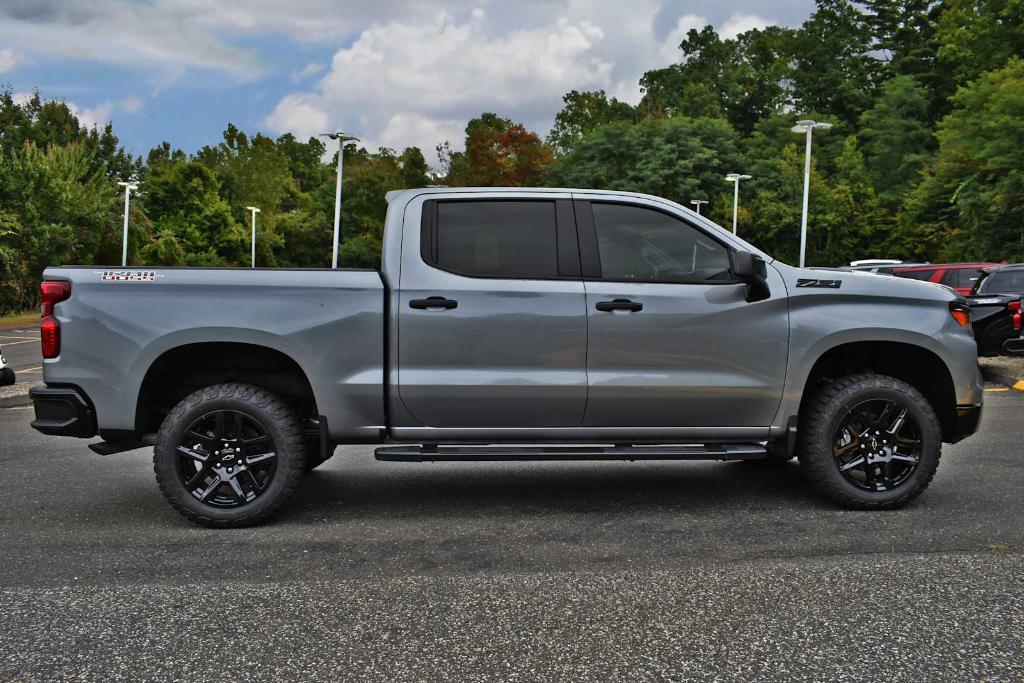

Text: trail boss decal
xmin=796 ymin=278 xmax=842 ymax=289
xmin=97 ymin=270 xmax=162 ymax=282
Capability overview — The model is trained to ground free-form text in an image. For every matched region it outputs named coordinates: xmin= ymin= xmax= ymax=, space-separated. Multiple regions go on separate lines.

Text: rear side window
xmin=979 ymin=270 xmax=1024 ymax=294
xmin=432 ymin=201 xmax=559 ymax=279
xmin=590 ymin=203 xmax=732 ymax=283
xmin=939 ymin=267 xmax=984 ymax=289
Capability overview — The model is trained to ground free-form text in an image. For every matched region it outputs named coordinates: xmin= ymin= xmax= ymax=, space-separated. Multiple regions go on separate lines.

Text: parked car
xmin=0 ymin=346 xmax=13 ymax=386
xmin=29 ymin=187 xmax=984 ymax=527
xmin=891 ymin=263 xmax=1001 ymax=296
xmin=842 ymin=260 xmax=930 ymax=275
xmin=843 ymin=259 xmax=905 ymax=273
xmin=968 ymin=264 xmax=1024 ymax=356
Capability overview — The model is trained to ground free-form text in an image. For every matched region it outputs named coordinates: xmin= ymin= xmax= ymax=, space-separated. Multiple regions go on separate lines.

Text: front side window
xmin=591 ymin=203 xmax=732 ymax=283
xmin=433 ymin=201 xmax=559 ymax=279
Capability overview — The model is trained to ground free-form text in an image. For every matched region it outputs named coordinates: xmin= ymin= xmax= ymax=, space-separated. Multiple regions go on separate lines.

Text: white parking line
xmin=0 ymin=338 xmax=38 ymax=346
xmin=0 ymin=335 xmax=39 ymax=341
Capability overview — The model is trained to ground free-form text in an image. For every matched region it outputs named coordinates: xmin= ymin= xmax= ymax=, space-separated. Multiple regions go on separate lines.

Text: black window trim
xmin=574 ymin=199 xmax=743 ymax=286
xmin=420 ymin=197 xmax=582 ymax=281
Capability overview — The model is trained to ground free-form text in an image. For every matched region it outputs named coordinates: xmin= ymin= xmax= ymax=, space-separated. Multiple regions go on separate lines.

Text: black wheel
xmin=798 ymin=373 xmax=941 ymax=510
xmin=153 ymin=383 xmax=306 ymax=528
xmin=0 ymin=367 xmax=14 ymax=386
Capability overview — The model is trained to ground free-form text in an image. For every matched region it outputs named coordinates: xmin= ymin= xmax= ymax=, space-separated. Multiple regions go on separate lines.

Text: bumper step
xmin=375 ymin=443 xmax=766 ymax=462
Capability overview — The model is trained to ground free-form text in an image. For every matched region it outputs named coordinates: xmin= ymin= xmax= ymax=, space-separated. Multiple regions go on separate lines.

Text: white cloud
xmin=0 ymin=47 xmax=19 ymax=72
xmin=264 ymin=2 xmax=671 ymax=164
xmin=721 ymin=13 xmax=773 ymax=39
xmin=67 ymin=96 xmax=145 ymax=129
xmin=0 ymin=0 xmax=260 ymax=82
xmin=264 ymin=93 xmax=330 ymax=141
xmin=72 ymin=101 xmax=115 ymax=129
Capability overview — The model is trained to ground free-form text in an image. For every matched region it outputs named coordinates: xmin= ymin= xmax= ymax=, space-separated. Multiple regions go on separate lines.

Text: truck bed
xmin=42 ymin=267 xmax=386 ymax=441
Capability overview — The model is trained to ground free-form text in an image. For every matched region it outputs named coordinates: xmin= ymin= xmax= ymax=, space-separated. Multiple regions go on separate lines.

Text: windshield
xmin=977 ymin=270 xmax=1024 ymax=294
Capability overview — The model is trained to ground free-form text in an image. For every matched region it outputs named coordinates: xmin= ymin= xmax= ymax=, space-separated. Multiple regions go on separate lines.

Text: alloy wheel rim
xmin=832 ymin=398 xmax=922 ymax=492
xmin=175 ymin=410 xmax=278 ymax=508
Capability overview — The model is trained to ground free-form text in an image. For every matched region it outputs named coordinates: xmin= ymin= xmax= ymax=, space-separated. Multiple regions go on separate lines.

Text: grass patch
xmin=0 ymin=311 xmax=37 ymax=329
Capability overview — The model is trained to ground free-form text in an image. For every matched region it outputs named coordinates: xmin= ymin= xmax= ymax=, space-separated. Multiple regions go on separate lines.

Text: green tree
xmin=547 ymin=117 xmax=745 ymax=209
xmin=790 ymin=0 xmax=880 ymax=125
xmin=858 ymin=75 xmax=935 ymax=208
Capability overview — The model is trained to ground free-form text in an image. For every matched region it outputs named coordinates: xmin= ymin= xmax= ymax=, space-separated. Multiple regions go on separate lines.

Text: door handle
xmin=595 ymin=299 xmax=643 ymax=312
xmin=409 ymin=296 xmax=458 ymax=310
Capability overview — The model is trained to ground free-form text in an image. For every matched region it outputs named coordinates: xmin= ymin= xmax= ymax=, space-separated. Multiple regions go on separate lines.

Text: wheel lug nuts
xmin=227 ymin=467 xmax=233 ymax=473
xmin=237 ymin=459 xmax=242 ymax=465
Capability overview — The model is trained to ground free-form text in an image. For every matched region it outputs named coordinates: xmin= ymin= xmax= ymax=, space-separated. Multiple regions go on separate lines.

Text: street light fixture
xmin=245 ymin=206 xmax=261 ymax=269
xmin=319 ymin=131 xmax=360 ymax=269
xmin=724 ymin=173 xmax=752 ymax=235
xmin=116 ymin=181 xmax=138 ymax=267
xmin=689 ymin=199 xmax=708 ymax=216
xmin=791 ymin=119 xmax=833 ymax=268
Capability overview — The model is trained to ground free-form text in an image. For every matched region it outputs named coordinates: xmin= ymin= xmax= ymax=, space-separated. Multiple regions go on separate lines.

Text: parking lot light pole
xmin=724 ymin=174 xmax=751 ymax=235
xmin=320 ymin=132 xmax=360 ymax=269
xmin=791 ymin=119 xmax=833 ymax=268
xmin=246 ymin=206 xmax=260 ymax=269
xmin=116 ymin=181 xmax=138 ymax=267
xmin=690 ymin=199 xmax=708 ymax=216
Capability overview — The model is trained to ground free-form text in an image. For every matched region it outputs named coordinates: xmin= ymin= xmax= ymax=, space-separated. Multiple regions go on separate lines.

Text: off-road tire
xmin=798 ymin=373 xmax=942 ymax=510
xmin=153 ymin=383 xmax=307 ymax=528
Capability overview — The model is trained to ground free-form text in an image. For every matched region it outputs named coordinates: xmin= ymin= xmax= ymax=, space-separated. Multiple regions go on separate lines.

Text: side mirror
xmin=733 ymin=251 xmax=770 ymax=302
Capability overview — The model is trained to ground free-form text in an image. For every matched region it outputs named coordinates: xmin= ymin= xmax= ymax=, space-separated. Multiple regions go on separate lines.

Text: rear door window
xmin=431 ymin=201 xmax=559 ymax=279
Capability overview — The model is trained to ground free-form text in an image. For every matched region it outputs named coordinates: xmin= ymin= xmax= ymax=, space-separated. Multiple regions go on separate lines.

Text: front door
xmin=575 ymin=198 xmax=789 ymax=428
xmin=397 ymin=194 xmax=588 ymax=428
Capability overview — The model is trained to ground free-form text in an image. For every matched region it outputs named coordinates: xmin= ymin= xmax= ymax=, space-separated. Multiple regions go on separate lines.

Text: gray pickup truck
xmin=30 ymin=187 xmax=983 ymax=527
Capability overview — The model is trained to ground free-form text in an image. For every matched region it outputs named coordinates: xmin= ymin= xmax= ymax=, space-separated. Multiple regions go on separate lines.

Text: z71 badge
xmin=98 ymin=270 xmax=161 ymax=282
xmin=796 ymin=278 xmax=842 ymax=289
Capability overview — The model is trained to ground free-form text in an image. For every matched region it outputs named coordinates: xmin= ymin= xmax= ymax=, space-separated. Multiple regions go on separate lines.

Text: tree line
xmin=1 ymin=0 xmax=1022 ymax=313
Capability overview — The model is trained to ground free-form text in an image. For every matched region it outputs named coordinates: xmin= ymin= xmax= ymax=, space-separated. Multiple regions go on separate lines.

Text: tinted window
xmin=979 ymin=270 xmax=1024 ymax=294
xmin=896 ymin=269 xmax=936 ymax=281
xmin=435 ymin=201 xmax=558 ymax=278
xmin=942 ymin=267 xmax=985 ymax=289
xmin=591 ymin=203 xmax=732 ymax=283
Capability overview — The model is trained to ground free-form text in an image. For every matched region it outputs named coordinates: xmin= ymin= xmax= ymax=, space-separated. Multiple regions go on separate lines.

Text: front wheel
xmin=153 ymin=383 xmax=307 ymax=528
xmin=798 ymin=373 xmax=942 ymax=510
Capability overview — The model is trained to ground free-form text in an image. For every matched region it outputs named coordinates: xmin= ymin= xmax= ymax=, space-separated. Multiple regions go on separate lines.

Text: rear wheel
xmin=153 ymin=383 xmax=306 ymax=528
xmin=798 ymin=373 xmax=941 ymax=509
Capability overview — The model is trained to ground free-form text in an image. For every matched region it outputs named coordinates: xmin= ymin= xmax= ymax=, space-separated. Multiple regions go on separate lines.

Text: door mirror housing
xmin=732 ymin=251 xmax=770 ymax=302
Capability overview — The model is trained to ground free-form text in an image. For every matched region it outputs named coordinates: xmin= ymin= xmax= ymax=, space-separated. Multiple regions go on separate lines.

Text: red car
xmin=890 ymin=263 xmax=1002 ymax=296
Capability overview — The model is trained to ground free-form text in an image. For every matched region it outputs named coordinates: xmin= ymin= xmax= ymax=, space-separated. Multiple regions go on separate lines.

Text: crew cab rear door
xmin=395 ymin=192 xmax=587 ymax=428
xmin=573 ymin=195 xmax=789 ymax=429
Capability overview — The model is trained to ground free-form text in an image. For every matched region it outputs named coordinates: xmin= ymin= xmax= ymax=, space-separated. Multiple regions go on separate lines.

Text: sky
xmin=0 ymin=0 xmax=816 ymax=164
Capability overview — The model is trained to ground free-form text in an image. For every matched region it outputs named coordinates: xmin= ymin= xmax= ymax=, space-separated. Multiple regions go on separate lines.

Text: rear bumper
xmin=29 ymin=385 xmax=97 ymax=438
xmin=950 ymin=403 xmax=983 ymax=444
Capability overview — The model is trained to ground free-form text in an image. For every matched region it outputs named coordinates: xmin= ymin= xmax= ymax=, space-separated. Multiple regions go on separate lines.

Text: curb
xmin=980 ymin=366 xmax=1024 ymax=391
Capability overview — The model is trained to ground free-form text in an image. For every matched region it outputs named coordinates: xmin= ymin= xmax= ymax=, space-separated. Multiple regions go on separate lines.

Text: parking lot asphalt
xmin=1 ymin=393 xmax=1022 ymax=681
xmin=0 ymin=326 xmax=42 ymax=379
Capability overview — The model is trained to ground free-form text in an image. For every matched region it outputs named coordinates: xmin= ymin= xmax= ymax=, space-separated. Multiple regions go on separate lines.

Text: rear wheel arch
xmin=135 ymin=342 xmax=319 ymax=435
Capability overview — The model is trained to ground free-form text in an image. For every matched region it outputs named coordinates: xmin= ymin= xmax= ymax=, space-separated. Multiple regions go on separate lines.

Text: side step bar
xmin=375 ymin=443 xmax=766 ymax=462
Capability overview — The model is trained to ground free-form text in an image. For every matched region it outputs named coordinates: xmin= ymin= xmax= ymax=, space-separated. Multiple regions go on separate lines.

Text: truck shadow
xmin=280 ymin=458 xmax=821 ymax=521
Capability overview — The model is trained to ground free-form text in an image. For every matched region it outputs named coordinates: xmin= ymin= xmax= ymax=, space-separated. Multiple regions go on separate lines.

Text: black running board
xmin=375 ymin=443 xmax=766 ymax=462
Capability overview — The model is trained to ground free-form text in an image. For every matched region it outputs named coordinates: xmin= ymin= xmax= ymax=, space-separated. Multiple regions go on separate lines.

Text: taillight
xmin=1010 ymin=300 xmax=1022 ymax=331
xmin=40 ymin=281 xmax=71 ymax=359
xmin=949 ymin=302 xmax=971 ymax=328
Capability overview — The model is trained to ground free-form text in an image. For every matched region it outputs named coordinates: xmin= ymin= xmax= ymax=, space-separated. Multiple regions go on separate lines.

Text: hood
xmin=771 ymin=262 xmax=960 ymax=303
